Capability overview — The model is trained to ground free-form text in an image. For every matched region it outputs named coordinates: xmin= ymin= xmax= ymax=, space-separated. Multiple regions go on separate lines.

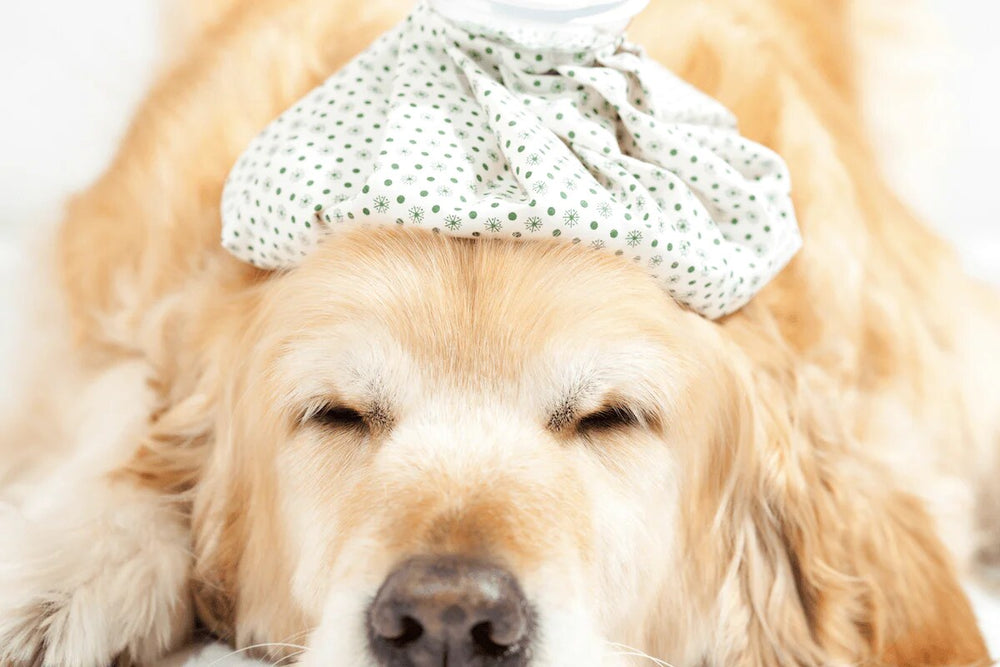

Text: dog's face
xmin=180 ymin=229 xmax=984 ymax=666
xmin=190 ymin=229 xmax=741 ymax=665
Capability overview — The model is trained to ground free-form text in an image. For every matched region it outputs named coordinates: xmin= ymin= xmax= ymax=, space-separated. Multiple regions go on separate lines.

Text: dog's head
xmin=135 ymin=228 xmax=986 ymax=665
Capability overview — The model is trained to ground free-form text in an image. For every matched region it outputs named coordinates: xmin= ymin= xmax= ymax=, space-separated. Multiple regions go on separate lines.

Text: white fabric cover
xmin=221 ymin=0 xmax=802 ymax=318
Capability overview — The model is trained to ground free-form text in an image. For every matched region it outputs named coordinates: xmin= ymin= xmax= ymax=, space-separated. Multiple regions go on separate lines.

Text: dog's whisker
xmin=206 ymin=642 xmax=310 ymax=667
xmin=261 ymin=630 xmax=314 ymax=661
xmin=605 ymin=651 xmax=677 ymax=667
xmin=271 ymin=649 xmax=308 ymax=666
xmin=604 ymin=641 xmax=678 ymax=667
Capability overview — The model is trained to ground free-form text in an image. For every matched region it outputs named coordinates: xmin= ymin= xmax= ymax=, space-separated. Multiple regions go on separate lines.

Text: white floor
xmin=0 ymin=0 xmax=997 ymax=662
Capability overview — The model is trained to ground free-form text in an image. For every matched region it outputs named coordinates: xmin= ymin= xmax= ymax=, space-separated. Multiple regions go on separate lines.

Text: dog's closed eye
xmin=576 ymin=405 xmax=640 ymax=433
xmin=309 ymin=405 xmax=368 ymax=430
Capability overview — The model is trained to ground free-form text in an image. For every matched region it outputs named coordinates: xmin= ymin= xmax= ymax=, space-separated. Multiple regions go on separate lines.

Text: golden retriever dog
xmin=1 ymin=0 xmax=998 ymax=665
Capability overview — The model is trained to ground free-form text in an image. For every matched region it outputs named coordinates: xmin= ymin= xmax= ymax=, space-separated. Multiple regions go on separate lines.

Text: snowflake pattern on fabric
xmin=221 ymin=0 xmax=802 ymax=318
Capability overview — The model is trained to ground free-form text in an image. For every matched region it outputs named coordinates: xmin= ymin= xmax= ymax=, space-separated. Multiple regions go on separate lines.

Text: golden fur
xmin=1 ymin=0 xmax=998 ymax=665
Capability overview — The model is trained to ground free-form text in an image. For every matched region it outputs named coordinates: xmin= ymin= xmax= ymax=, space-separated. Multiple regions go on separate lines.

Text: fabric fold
xmin=221 ymin=0 xmax=801 ymax=318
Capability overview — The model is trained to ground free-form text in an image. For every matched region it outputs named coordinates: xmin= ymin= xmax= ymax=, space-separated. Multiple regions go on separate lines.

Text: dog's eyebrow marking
xmin=546 ymin=375 xmax=598 ymax=431
xmin=547 ymin=400 xmax=577 ymax=432
xmin=364 ymin=398 xmax=394 ymax=432
xmin=345 ymin=369 xmax=396 ymax=432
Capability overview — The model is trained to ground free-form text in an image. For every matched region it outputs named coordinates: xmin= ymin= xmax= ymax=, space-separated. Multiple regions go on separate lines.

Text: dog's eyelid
xmin=299 ymin=397 xmax=396 ymax=434
xmin=575 ymin=403 xmax=643 ymax=432
xmin=307 ymin=404 xmax=367 ymax=428
xmin=298 ymin=400 xmax=370 ymax=430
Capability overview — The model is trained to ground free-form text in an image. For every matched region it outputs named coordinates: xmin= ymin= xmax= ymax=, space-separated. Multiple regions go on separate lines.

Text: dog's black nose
xmin=368 ymin=555 xmax=532 ymax=666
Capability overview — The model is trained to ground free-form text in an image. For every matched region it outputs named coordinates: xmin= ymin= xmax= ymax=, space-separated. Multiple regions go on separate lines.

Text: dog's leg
xmin=0 ymin=360 xmax=193 ymax=666
xmin=0 ymin=478 xmax=193 ymax=666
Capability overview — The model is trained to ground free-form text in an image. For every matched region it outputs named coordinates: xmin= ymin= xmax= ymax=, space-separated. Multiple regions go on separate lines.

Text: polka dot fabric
xmin=221 ymin=0 xmax=802 ymax=318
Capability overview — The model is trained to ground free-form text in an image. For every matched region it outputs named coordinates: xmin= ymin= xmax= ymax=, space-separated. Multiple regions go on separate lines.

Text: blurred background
xmin=0 ymin=0 xmax=997 ymax=660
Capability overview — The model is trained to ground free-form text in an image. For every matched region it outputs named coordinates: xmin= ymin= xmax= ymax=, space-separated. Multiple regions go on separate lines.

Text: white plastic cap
xmin=429 ymin=0 xmax=650 ymax=32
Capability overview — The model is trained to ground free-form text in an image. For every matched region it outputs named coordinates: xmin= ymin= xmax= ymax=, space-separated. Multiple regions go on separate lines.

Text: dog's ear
xmin=122 ymin=283 xmax=262 ymax=641
xmin=125 ymin=279 xmax=311 ymax=646
xmin=748 ymin=372 xmax=990 ymax=667
xmin=718 ymin=351 xmax=990 ymax=666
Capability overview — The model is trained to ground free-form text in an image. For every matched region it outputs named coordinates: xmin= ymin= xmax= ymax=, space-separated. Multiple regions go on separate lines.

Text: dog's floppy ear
xmin=125 ymin=278 xmax=310 ymax=647
xmin=123 ymin=283 xmax=262 ymax=641
xmin=716 ymin=339 xmax=991 ymax=666
xmin=746 ymin=362 xmax=990 ymax=667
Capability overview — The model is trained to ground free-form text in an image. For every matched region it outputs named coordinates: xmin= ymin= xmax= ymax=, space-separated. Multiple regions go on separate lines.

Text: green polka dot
xmin=221 ymin=5 xmax=801 ymax=321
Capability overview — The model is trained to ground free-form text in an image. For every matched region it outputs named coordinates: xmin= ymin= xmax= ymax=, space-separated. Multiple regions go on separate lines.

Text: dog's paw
xmin=0 ymin=493 xmax=193 ymax=667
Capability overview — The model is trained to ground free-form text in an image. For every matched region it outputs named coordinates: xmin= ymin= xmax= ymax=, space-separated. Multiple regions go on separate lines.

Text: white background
xmin=0 ymin=0 xmax=997 ymax=660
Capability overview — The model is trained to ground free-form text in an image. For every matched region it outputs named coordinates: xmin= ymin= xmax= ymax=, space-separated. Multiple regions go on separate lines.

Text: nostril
xmin=479 ymin=599 xmax=528 ymax=647
xmin=470 ymin=621 xmax=514 ymax=656
xmin=370 ymin=602 xmax=424 ymax=647
xmin=385 ymin=615 xmax=423 ymax=647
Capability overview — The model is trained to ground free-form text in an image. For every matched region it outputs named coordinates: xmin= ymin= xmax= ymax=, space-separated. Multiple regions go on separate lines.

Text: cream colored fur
xmin=1 ymin=0 xmax=998 ymax=665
